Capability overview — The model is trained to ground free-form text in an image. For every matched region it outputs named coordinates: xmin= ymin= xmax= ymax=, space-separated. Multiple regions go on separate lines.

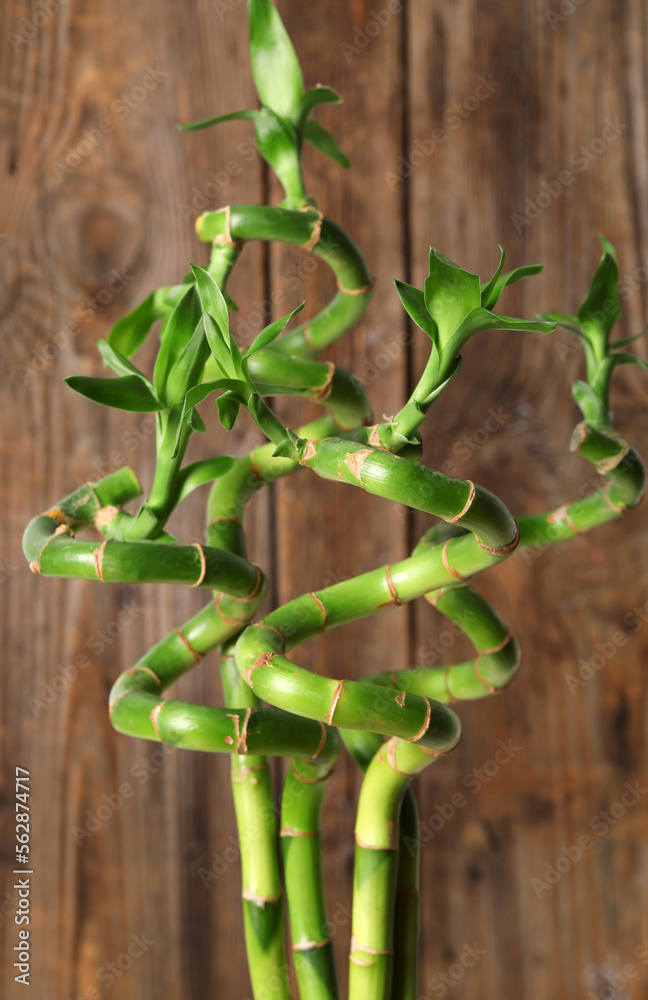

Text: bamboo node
xmin=310 ymin=360 xmax=335 ymax=402
xmin=237 ymin=705 xmax=252 ymax=754
xmin=307 ymin=721 xmax=328 ymax=762
xmin=241 ymin=889 xmax=281 ymax=909
xmin=407 ymin=696 xmax=431 ymax=743
xmin=150 ymin=701 xmax=169 ymax=741
xmin=343 ymin=448 xmax=372 ymax=486
xmin=308 ymin=592 xmax=328 ymax=630
xmin=479 ymin=632 xmax=513 ymax=656
xmin=442 ymin=538 xmax=466 ymax=579
xmin=94 ymin=505 xmax=120 ymax=531
xmin=93 ymin=540 xmax=108 ymax=582
xmin=476 ymin=519 xmax=520 ymax=556
xmin=299 ymin=439 xmax=317 ymax=466
xmin=189 ymin=543 xmax=207 ymax=587
xmin=214 ymin=592 xmax=246 ymax=626
xmin=239 ymin=564 xmax=265 ymax=603
xmin=337 ymin=278 xmax=373 ymax=295
xmin=280 ymin=827 xmax=320 ymax=838
xmin=301 ymin=209 xmax=324 ymax=252
xmin=473 ymin=656 xmax=497 ymax=693
xmin=547 ymin=504 xmax=581 ymax=534
xmin=175 ymin=628 xmax=203 ymax=661
xmin=327 ymin=679 xmax=345 ymax=724
xmin=292 ymin=938 xmax=330 ymax=952
xmin=445 ymin=480 xmax=476 ymax=523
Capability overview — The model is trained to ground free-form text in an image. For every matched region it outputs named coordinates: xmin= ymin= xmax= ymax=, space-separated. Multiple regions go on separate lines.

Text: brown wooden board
xmin=1 ymin=1 xmax=648 ymax=998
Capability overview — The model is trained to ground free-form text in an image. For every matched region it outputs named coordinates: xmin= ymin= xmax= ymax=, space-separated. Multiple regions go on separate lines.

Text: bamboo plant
xmin=23 ymin=3 xmax=647 ymax=998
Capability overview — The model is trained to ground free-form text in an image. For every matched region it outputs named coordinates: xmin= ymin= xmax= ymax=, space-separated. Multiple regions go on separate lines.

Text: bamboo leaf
xmin=394 ymin=280 xmax=437 ymax=341
xmin=171 ymin=378 xmax=248 ymax=458
xmin=480 ymin=246 xmax=505 ymax=310
xmin=97 ymin=340 xmax=153 ymax=384
xmin=482 ymin=259 xmax=543 ymax=311
xmin=190 ymin=264 xmax=230 ymax=338
xmin=572 ymin=379 xmax=609 ymax=426
xmin=610 ymin=325 xmax=648 ymax=349
xmin=244 ymin=302 xmax=305 ymax=357
xmin=108 ymin=286 xmax=185 ymax=357
xmin=177 ymin=109 xmax=258 ymax=131
xmin=577 ymin=234 xmax=621 ymax=348
xmin=248 ymin=0 xmax=304 ymax=119
xmin=420 ymin=355 xmax=462 ymax=406
xmin=296 ymin=85 xmax=342 ymax=139
xmin=424 ymin=249 xmax=481 ymax=347
xmin=153 ymin=286 xmax=203 ymax=405
xmin=541 ymin=312 xmax=583 ymax=336
xmin=217 ymin=394 xmax=241 ymax=431
xmin=174 ymin=456 xmax=237 ymax=504
xmin=608 ymin=351 xmax=648 ymax=370
xmin=65 ymin=375 xmax=163 ymax=412
xmin=304 ymin=119 xmax=350 ymax=168
xmin=204 ymin=313 xmax=235 ymax=378
xmin=254 ymin=107 xmax=303 ymax=194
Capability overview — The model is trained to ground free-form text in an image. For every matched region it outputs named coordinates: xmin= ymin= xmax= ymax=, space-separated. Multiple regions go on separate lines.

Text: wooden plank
xmin=0 ymin=0 xmax=267 ymax=996
xmin=407 ymin=1 xmax=648 ymax=997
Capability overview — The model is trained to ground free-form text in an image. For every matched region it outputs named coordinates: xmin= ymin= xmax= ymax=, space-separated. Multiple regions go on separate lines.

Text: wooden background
xmin=2 ymin=1 xmax=648 ymax=997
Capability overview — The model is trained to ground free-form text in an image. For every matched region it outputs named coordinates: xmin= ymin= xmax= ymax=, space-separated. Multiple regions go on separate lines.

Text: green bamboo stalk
xmin=207 ymin=452 xmax=293 ymax=1000
xmin=220 ymin=648 xmax=292 ymax=1000
xmin=195 ymin=205 xmax=373 ymax=356
xmin=280 ymin=752 xmax=339 ymax=1000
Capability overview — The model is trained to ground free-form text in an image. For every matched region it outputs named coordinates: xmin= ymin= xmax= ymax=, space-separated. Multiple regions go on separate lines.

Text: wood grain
xmin=2 ymin=1 xmax=648 ymax=998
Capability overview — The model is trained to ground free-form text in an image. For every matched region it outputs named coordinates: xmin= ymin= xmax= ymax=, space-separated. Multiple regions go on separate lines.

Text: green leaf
xmin=480 ymin=247 xmax=506 ymax=310
xmin=108 ymin=286 xmax=185 ymax=357
xmin=174 ymin=457 xmax=237 ymax=504
xmin=203 ymin=313 xmax=234 ymax=378
xmin=153 ymin=286 xmax=203 ymax=405
xmin=65 ymin=375 xmax=163 ymax=412
xmin=304 ymin=119 xmax=350 ymax=168
xmin=248 ymin=0 xmax=304 ymax=119
xmin=97 ymin=341 xmax=153 ymax=384
xmin=424 ymin=249 xmax=481 ymax=347
xmin=171 ymin=378 xmax=248 ymax=458
xmin=608 ymin=351 xmax=648 ymax=370
xmin=394 ymin=280 xmax=437 ymax=341
xmin=482 ymin=256 xmax=543 ymax=311
xmin=444 ymin=308 xmax=556 ymax=359
xmin=244 ymin=302 xmax=305 ymax=357
xmin=572 ymin=379 xmax=609 ymax=426
xmin=217 ymin=394 xmax=241 ymax=431
xmin=577 ymin=235 xmax=620 ymax=349
xmin=610 ymin=325 xmax=648 ymax=349
xmin=177 ymin=109 xmax=258 ymax=131
xmin=541 ymin=312 xmax=583 ymax=336
xmin=254 ymin=107 xmax=303 ymax=195
xmin=296 ymin=85 xmax=342 ymax=139
xmin=190 ymin=264 xmax=230 ymax=338
xmin=420 ymin=356 xmax=462 ymax=406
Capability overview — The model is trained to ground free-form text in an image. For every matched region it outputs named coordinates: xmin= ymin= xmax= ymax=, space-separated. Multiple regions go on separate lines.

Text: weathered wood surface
xmin=2 ymin=1 xmax=648 ymax=998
